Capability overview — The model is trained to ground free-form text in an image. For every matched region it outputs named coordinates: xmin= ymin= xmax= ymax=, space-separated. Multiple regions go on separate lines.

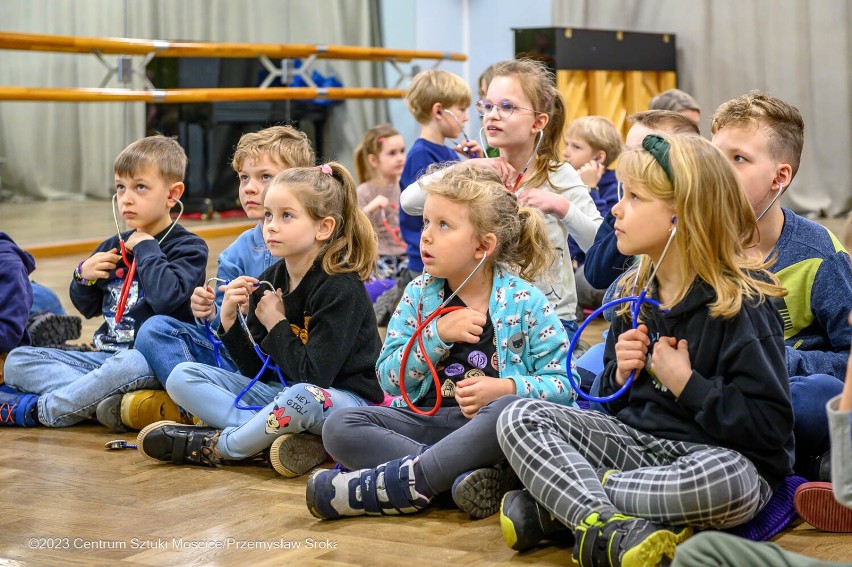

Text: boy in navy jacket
xmin=1 ymin=136 xmax=207 ymax=428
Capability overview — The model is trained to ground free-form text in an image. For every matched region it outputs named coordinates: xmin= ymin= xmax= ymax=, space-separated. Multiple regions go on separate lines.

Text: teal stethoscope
xmin=565 ymin=218 xmax=678 ymax=403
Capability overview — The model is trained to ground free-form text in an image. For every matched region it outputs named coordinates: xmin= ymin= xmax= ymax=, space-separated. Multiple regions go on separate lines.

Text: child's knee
xmin=135 ymin=315 xmax=177 ymax=349
xmin=3 ymin=348 xmax=34 ymax=387
xmin=266 ymin=384 xmax=333 ymax=434
xmin=320 ymin=407 xmax=362 ymax=456
xmin=496 ymin=397 xmax=542 ymax=443
xmin=165 ymin=362 xmax=204 ymax=399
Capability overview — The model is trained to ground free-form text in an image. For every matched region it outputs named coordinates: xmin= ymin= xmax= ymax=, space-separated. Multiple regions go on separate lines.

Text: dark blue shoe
xmin=306 ymin=455 xmax=429 ymax=520
xmin=27 ymin=313 xmax=82 ymax=346
xmin=0 ymin=391 xmax=40 ymax=427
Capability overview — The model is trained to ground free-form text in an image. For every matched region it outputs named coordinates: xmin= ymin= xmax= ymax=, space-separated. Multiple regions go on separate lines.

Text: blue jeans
xmin=166 ymin=362 xmax=370 ymax=460
xmin=789 ymin=373 xmax=844 ymax=466
xmin=561 ymin=319 xmax=579 ymax=342
xmin=134 ymin=315 xmax=237 ymax=386
xmin=3 ymin=346 xmax=159 ymax=427
xmin=29 ymin=281 xmax=66 ymax=318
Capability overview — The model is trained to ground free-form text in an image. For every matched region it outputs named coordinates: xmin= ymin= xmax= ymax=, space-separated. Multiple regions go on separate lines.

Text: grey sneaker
xmin=95 ymin=394 xmax=126 ymax=433
xmin=451 ymin=462 xmax=519 ymax=519
xmin=269 ymin=433 xmax=328 ymax=477
xmin=27 ymin=314 xmax=82 ymax=346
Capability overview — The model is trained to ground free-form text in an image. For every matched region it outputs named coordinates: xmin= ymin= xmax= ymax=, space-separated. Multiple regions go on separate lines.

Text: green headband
xmin=642 ymin=134 xmax=674 ymax=185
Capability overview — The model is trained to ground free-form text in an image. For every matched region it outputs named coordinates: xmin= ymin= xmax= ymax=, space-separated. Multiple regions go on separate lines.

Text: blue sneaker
xmin=451 ymin=461 xmax=519 ymax=519
xmin=0 ymin=391 xmax=40 ymax=427
xmin=306 ymin=455 xmax=430 ymax=520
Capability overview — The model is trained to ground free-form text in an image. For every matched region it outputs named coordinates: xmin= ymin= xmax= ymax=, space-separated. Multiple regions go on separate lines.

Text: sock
xmin=410 ymin=457 xmax=436 ymax=500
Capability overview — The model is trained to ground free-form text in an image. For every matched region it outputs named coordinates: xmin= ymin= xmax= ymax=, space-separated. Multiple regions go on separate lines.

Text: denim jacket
xmin=205 ymin=222 xmax=278 ymax=329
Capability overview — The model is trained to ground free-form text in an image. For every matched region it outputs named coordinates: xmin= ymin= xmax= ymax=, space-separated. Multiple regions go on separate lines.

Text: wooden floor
xmin=1 ymin=200 xmax=850 ymax=565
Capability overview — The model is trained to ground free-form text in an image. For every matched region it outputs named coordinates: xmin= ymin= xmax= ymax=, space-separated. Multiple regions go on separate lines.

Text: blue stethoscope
xmin=198 ymin=276 xmax=289 ymax=410
xmin=105 ymin=277 xmax=288 ymax=451
xmin=565 ymin=221 xmax=678 ymax=403
xmin=232 ymin=279 xmax=289 ymax=410
xmin=199 ymin=276 xmax=228 ymax=368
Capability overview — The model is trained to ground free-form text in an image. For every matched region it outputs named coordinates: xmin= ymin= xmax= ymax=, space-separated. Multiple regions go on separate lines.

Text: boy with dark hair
xmin=0 ymin=136 xmax=207 ymax=428
xmin=649 ymin=88 xmax=701 ymax=124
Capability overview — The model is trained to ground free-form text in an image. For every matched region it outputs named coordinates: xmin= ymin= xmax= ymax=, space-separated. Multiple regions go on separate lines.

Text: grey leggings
xmin=322 ymin=395 xmax=521 ymax=495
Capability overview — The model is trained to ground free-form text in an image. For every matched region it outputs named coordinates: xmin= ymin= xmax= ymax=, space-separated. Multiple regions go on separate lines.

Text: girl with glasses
xmin=402 ymin=58 xmax=604 ymax=339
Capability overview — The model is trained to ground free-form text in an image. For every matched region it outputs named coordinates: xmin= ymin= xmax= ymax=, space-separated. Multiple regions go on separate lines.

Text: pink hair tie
xmin=377 ymin=137 xmax=386 ymax=144
xmin=317 ymin=164 xmax=333 ymax=175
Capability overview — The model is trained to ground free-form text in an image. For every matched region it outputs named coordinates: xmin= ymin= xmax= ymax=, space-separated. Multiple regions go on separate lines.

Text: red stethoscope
xmin=398 ymin=252 xmax=488 ymax=415
xmin=111 ymin=194 xmax=183 ymax=323
xmin=379 ymin=205 xmax=407 ymax=250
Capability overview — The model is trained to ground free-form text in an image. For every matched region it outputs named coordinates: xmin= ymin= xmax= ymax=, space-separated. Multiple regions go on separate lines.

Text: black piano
xmin=146 ymin=57 xmax=330 ymax=216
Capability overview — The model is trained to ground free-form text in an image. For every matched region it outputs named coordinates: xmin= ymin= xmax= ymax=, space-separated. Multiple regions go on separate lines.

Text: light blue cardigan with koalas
xmin=377 ymin=265 xmax=579 ymax=408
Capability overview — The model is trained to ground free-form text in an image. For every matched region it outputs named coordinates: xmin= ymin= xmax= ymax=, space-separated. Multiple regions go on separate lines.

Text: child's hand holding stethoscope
xmin=454 ymin=139 xmax=484 ymax=159
xmin=123 ymin=230 xmax=155 ymax=251
xmin=191 ymin=285 xmax=217 ymax=322
xmin=466 ymin=157 xmax=517 ymax=189
xmin=436 ymin=308 xmax=486 ymax=344
xmin=219 ymin=276 xmax=260 ymax=332
xmin=80 ymin=248 xmax=121 ymax=282
xmin=614 ymin=323 xmax=650 ymax=386
xmin=650 ymin=336 xmax=692 ymax=397
xmin=256 ymin=288 xmax=286 ymax=332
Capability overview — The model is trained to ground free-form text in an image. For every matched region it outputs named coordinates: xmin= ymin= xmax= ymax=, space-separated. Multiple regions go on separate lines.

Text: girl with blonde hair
xmin=496 ymin=134 xmax=794 ymax=566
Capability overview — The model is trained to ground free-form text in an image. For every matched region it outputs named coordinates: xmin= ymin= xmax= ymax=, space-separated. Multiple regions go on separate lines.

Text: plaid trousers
xmin=497 ymin=398 xmax=771 ymax=530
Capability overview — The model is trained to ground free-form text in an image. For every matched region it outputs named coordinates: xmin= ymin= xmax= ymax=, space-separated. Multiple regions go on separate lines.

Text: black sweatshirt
xmin=220 ymin=259 xmax=384 ymax=404
xmin=599 ymin=277 xmax=795 ymax=487
xmin=69 ymin=224 xmax=208 ymax=351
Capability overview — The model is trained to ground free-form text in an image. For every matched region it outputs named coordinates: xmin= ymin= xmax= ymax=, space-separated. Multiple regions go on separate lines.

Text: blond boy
xmin=370 ymin=70 xmax=481 ymax=325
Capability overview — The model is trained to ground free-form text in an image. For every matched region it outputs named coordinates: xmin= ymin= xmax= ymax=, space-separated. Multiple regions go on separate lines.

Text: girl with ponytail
xmin=307 ymin=162 xmax=579 ymax=522
xmin=137 ymin=162 xmax=387 ymax=478
xmin=401 ymin=58 xmax=603 ymax=338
